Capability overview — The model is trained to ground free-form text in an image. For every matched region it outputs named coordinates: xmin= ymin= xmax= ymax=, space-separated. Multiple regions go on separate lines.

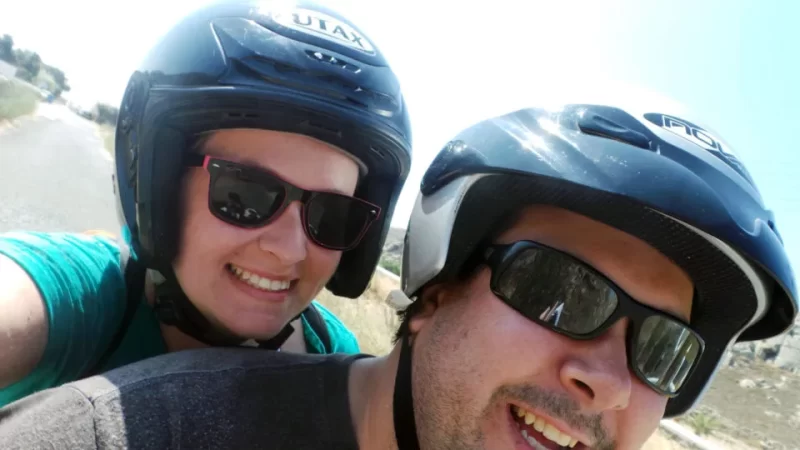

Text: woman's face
xmin=172 ymin=128 xmax=360 ymax=340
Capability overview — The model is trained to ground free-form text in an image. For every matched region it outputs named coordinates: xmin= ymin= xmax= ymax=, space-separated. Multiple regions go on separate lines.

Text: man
xmin=0 ymin=101 xmax=796 ymax=450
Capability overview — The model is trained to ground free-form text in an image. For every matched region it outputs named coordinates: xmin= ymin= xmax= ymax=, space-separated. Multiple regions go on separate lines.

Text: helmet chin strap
xmin=393 ymin=334 xmax=421 ymax=450
xmin=151 ymin=270 xmax=296 ymax=350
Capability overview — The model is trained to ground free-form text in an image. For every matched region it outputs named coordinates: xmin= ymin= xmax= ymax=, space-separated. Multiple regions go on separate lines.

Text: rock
xmin=763 ymin=410 xmax=782 ymax=419
xmin=752 ymin=378 xmax=772 ymax=389
xmin=766 ymin=395 xmax=781 ymax=406
xmin=739 ymin=378 xmax=756 ymax=388
xmin=760 ymin=438 xmax=782 ymax=450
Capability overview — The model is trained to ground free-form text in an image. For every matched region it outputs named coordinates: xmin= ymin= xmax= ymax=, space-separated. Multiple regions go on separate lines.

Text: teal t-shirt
xmin=0 ymin=231 xmax=360 ymax=407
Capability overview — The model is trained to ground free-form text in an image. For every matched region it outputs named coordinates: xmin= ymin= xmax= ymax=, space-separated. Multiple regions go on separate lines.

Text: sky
xmin=2 ymin=0 xmax=799 ymax=272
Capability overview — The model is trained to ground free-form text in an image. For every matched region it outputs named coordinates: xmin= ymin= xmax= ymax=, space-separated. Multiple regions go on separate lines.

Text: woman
xmin=0 ymin=0 xmax=412 ymax=407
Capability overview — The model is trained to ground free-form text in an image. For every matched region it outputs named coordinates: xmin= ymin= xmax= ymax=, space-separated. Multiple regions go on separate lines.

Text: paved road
xmin=0 ymin=103 xmax=120 ymax=233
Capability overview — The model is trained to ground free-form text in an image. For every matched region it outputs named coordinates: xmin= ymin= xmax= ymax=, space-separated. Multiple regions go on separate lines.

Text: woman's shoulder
xmin=0 ymin=231 xmax=128 ymax=292
xmin=302 ymin=300 xmax=361 ymax=354
xmin=0 ymin=230 xmax=123 ymax=257
xmin=0 ymin=230 xmax=135 ymax=406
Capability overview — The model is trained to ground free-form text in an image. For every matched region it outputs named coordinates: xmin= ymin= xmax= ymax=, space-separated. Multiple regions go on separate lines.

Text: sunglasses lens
xmin=204 ymin=159 xmax=377 ymax=250
xmin=496 ymin=247 xmax=619 ymax=334
xmin=305 ymin=193 xmax=376 ymax=250
xmin=634 ymin=316 xmax=702 ymax=394
xmin=209 ymin=171 xmax=285 ymax=227
xmin=489 ymin=242 xmax=704 ymax=396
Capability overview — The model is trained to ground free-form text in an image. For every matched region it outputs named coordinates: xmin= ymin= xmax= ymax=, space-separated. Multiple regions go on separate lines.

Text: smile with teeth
xmin=511 ymin=405 xmax=581 ymax=449
xmin=227 ymin=263 xmax=292 ymax=292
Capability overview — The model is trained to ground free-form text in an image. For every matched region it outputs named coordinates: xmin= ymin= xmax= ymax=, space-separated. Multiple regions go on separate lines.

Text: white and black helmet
xmin=401 ymin=101 xmax=797 ymax=417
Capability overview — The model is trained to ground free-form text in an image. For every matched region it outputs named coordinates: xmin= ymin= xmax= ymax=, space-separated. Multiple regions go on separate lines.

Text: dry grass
xmin=98 ymin=125 xmax=115 ymax=156
xmin=315 ymin=271 xmax=401 ymax=355
xmin=643 ymin=431 xmax=691 ymax=450
xmin=0 ymin=77 xmax=40 ymax=120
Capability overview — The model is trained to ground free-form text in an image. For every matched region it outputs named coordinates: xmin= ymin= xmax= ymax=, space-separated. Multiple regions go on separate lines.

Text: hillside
xmin=378 ymin=227 xmax=406 ymax=275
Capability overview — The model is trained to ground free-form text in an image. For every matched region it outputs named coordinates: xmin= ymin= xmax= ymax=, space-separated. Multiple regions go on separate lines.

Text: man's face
xmin=408 ymin=205 xmax=694 ymax=450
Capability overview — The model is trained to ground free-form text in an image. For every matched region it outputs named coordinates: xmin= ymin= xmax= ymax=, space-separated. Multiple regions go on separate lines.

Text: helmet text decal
xmin=271 ymin=8 xmax=376 ymax=54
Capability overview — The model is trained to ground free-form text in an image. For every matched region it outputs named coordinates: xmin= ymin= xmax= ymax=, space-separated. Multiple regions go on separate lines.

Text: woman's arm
xmin=0 ymin=254 xmax=48 ymax=389
xmin=0 ymin=232 xmax=129 ymax=406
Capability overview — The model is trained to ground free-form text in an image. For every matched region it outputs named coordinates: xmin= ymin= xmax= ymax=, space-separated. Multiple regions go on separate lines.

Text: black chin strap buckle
xmin=393 ymin=335 xmax=420 ymax=450
xmin=255 ymin=323 xmax=295 ymax=350
xmin=153 ymin=288 xmax=181 ymax=326
xmin=152 ymin=273 xmax=297 ymax=350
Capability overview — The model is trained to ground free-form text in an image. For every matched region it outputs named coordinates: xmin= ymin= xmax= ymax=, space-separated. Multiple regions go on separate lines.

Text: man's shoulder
xmin=71 ymin=348 xmax=364 ymax=402
xmin=70 ymin=349 xmax=365 ymax=449
xmin=1 ymin=349 xmax=367 ymax=449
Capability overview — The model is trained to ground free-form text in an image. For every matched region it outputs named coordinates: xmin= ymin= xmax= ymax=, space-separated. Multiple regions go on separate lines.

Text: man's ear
xmin=408 ymin=283 xmax=452 ymax=335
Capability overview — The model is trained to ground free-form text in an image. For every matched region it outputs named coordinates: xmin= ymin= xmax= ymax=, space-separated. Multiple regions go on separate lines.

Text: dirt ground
xmin=679 ymin=356 xmax=800 ymax=449
xmin=644 ymin=433 xmax=685 ymax=450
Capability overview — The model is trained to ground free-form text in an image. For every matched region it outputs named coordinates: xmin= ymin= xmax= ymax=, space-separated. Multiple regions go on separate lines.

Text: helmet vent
xmin=297 ymin=119 xmax=342 ymax=137
xmin=768 ymin=219 xmax=784 ymax=244
xmin=369 ymin=145 xmax=386 ymax=160
xmin=305 ymin=50 xmax=362 ymax=74
xmin=235 ymin=56 xmax=398 ymax=114
xmin=578 ymin=112 xmax=651 ymax=150
xmin=225 ymin=112 xmax=260 ymax=119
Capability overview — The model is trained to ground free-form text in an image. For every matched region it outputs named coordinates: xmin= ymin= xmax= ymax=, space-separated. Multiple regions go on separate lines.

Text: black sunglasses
xmin=187 ymin=155 xmax=381 ymax=251
xmin=481 ymin=240 xmax=705 ymax=397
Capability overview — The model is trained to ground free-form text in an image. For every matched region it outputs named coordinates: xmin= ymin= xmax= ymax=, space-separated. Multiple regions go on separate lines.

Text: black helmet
xmin=401 ymin=101 xmax=797 ymax=417
xmin=114 ymin=0 xmax=412 ymax=301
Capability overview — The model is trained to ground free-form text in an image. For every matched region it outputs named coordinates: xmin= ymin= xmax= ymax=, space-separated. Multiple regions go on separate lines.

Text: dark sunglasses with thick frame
xmin=481 ymin=240 xmax=706 ymax=397
xmin=186 ymin=154 xmax=381 ymax=251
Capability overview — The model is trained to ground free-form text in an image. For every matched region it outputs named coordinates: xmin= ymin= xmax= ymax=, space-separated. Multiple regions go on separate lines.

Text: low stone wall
xmin=774 ymin=331 xmax=800 ymax=371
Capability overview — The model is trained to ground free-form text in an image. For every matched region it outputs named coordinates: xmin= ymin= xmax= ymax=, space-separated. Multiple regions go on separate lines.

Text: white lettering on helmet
xmin=271 ymin=8 xmax=376 ymax=55
xmin=644 ymin=112 xmax=755 ymax=185
xmin=646 ymin=113 xmax=736 ymax=157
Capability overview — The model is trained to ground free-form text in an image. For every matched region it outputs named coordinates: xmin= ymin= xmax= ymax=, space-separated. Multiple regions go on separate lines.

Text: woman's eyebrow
xmin=204 ymin=152 xmax=354 ymax=196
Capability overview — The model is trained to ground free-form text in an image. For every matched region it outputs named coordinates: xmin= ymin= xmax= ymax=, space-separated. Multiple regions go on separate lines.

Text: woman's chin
xmin=218 ymin=313 xmax=297 ymax=342
xmin=199 ymin=284 xmax=309 ymax=341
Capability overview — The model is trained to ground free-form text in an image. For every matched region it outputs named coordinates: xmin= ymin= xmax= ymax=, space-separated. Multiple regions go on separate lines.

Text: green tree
xmin=13 ymin=49 xmax=41 ymax=79
xmin=45 ymin=66 xmax=69 ymax=89
xmin=14 ymin=67 xmax=34 ymax=82
xmin=42 ymin=64 xmax=70 ymax=96
xmin=0 ymin=34 xmax=15 ymax=63
xmin=380 ymin=257 xmax=401 ymax=276
xmin=22 ymin=52 xmax=41 ymax=78
xmin=2 ymin=38 xmax=70 ymax=97
xmin=94 ymin=103 xmax=119 ymax=125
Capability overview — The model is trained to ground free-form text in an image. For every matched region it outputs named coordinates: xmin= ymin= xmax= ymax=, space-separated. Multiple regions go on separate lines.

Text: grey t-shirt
xmin=0 ymin=348 xmax=366 ymax=450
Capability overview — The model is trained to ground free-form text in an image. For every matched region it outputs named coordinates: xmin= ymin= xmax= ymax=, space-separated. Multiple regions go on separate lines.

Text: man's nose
xmin=257 ymin=202 xmax=308 ymax=265
xmin=559 ymin=322 xmax=632 ymax=412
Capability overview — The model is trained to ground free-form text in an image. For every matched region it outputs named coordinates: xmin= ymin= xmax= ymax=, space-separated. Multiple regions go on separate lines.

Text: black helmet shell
xmin=114 ymin=0 xmax=412 ymax=298
xmin=402 ymin=102 xmax=797 ymax=416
